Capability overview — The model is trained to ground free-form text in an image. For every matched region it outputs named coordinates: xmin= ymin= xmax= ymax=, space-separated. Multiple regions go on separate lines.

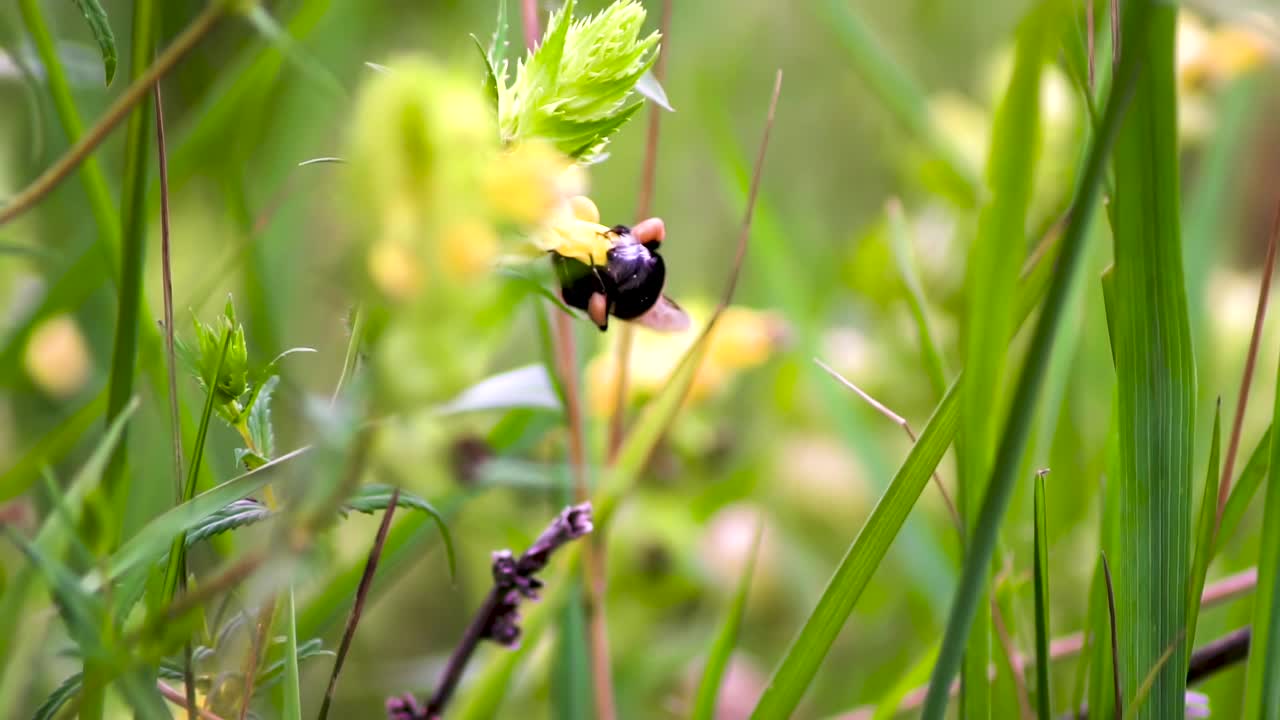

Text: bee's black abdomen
xmin=605 ymin=245 xmax=665 ymax=320
xmin=551 ymin=254 xmax=601 ymax=313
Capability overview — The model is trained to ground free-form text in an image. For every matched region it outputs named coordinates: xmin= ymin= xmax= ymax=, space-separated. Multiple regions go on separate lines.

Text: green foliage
xmin=71 ymin=0 xmax=117 ymax=85
xmin=495 ymin=0 xmax=660 ymax=158
xmin=1032 ymin=471 xmax=1051 ymax=720
xmin=692 ymin=524 xmax=761 ymax=720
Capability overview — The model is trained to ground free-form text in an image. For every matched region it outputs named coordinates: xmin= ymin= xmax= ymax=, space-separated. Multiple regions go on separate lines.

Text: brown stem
xmin=1217 ymin=201 xmax=1280 ymax=522
xmin=0 ymin=2 xmax=226 ymax=226
xmin=319 ymin=487 xmax=401 ymax=720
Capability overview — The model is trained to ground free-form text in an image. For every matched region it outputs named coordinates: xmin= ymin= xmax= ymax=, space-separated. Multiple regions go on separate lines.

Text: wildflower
xmin=1177 ymin=11 xmax=1270 ymax=91
xmin=23 ymin=314 xmax=91 ymax=398
xmin=485 ymin=140 xmax=587 ymax=227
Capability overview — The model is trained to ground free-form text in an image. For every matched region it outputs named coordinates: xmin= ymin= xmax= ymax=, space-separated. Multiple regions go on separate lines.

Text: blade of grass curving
xmin=316 ymin=486 xmax=399 ymax=720
xmin=1220 ymin=423 xmax=1272 ymax=546
xmin=885 ymin=198 xmax=947 ymax=398
xmin=1033 ymin=470 xmax=1051 ymax=720
xmin=1218 ymin=202 xmax=1280 ymax=520
xmin=807 ymin=0 xmax=978 ymax=204
xmin=1187 ymin=402 xmax=1221 ymax=656
xmin=1102 ymin=554 xmax=1123 ymax=718
xmin=955 ymin=10 xmax=1052 ymax=713
xmin=1108 ymin=5 xmax=1193 ymax=716
xmin=692 ymin=522 xmax=762 ymax=720
xmin=1242 ymin=320 xmax=1280 ymax=715
xmin=753 ymin=182 xmax=1069 ymax=719
xmin=917 ymin=0 xmax=1152 ymax=713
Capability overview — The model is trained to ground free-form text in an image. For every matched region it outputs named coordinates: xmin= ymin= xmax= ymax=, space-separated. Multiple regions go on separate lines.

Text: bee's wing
xmin=630 ymin=295 xmax=691 ymax=333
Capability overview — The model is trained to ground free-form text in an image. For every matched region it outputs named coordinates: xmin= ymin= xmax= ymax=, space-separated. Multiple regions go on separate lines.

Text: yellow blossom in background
xmin=1177 ymin=10 xmax=1271 ymax=91
xmin=24 ymin=314 xmax=91 ymax=398
xmin=586 ymin=301 xmax=788 ymax=416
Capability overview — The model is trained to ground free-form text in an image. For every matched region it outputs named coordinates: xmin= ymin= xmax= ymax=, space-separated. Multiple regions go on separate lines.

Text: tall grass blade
xmin=886 ymin=198 xmax=948 ymax=398
xmin=918 ymin=0 xmax=1151 ymax=710
xmin=1108 ymin=3 xmax=1193 ymax=715
xmin=1220 ymin=424 xmax=1272 ymax=546
xmin=1032 ymin=470 xmax=1051 ymax=720
xmin=1102 ymin=554 xmax=1123 ymax=717
xmin=954 ymin=6 xmax=1051 ymax=714
xmin=692 ymin=523 xmax=761 ymax=720
xmin=1187 ymin=402 xmax=1221 ymax=656
xmin=1242 ymin=317 xmax=1280 ymax=716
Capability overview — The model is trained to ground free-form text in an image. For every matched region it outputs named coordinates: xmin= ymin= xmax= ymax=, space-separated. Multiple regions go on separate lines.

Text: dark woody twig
xmin=387 ymin=503 xmax=593 ymax=720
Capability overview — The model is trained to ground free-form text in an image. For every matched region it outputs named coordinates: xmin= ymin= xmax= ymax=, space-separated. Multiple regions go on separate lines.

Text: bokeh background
xmin=2 ymin=0 xmax=1280 ymax=717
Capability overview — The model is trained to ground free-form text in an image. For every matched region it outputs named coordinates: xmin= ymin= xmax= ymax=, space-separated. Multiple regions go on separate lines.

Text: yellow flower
xmin=530 ymin=194 xmax=614 ymax=266
xmin=485 ymin=140 xmax=588 ymax=227
xmin=24 ymin=314 xmax=91 ymax=398
xmin=1178 ymin=10 xmax=1270 ymax=91
xmin=440 ymin=218 xmax=499 ymax=278
xmin=585 ymin=302 xmax=787 ymax=416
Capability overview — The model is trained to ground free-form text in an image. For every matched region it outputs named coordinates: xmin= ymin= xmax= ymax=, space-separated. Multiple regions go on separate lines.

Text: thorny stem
xmin=1217 ymin=201 xmax=1280 ymax=524
xmin=0 ymin=1 xmax=227 ymax=227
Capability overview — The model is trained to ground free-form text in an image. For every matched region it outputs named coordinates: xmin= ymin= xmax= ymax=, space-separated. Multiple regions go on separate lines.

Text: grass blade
xmin=692 ymin=522 xmax=762 ymax=720
xmin=283 ymin=587 xmax=303 ymax=720
xmin=918 ymin=0 xmax=1152 ymax=710
xmin=1102 ymin=554 xmax=1123 ymax=717
xmin=1188 ymin=402 xmax=1222 ymax=656
xmin=886 ymin=198 xmax=948 ymax=398
xmin=1107 ymin=4 xmax=1193 ymax=715
xmin=954 ymin=6 xmax=1052 ymax=714
xmin=1242 ymin=310 xmax=1280 ymax=716
xmin=1220 ymin=423 xmax=1273 ymax=546
xmin=1033 ymin=470 xmax=1052 ymax=720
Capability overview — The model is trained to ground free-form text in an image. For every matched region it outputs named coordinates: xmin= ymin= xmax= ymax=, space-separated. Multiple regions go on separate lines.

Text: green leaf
xmin=105 ymin=446 xmax=309 ymax=586
xmin=341 ymin=484 xmax=457 ymax=581
xmin=473 ymin=34 xmax=501 ymax=109
xmin=282 ymin=587 xmax=303 ymax=720
xmin=184 ymin=499 xmax=273 ymax=546
xmin=1107 ymin=4 xmax=1193 ymax=717
xmin=551 ymin=580 xmax=591 ymax=720
xmin=1187 ymin=402 xmax=1221 ymax=656
xmin=1244 ymin=327 xmax=1280 ymax=715
xmin=246 ymin=375 xmax=279 ymax=459
xmin=71 ymin=0 xmax=116 ymax=85
xmin=692 ymin=523 xmax=761 ymax=720
xmin=885 ymin=199 xmax=947 ymax=398
xmin=31 ymin=671 xmax=83 ymax=720
xmin=918 ymin=0 xmax=1151 ymax=711
xmin=1033 ymin=470 xmax=1052 ymax=720
xmin=1219 ymin=423 xmax=1272 ymax=547
xmin=954 ymin=6 xmax=1051 ymax=713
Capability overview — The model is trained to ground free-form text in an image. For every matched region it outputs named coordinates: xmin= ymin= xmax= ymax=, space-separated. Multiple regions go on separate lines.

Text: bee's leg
xmin=631 ymin=217 xmax=666 ymax=250
xmin=587 ymin=292 xmax=609 ymax=331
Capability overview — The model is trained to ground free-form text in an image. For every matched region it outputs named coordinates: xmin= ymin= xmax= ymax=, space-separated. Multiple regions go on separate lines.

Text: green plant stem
xmin=15 ymin=0 xmax=121 ymax=269
xmin=918 ymin=1 xmax=1149 ymax=714
xmin=0 ymin=1 xmax=228 ymax=227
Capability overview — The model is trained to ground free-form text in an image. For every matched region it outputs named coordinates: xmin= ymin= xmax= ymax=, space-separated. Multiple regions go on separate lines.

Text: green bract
xmin=178 ymin=297 xmax=249 ymax=410
xmin=491 ymin=0 xmax=660 ymax=159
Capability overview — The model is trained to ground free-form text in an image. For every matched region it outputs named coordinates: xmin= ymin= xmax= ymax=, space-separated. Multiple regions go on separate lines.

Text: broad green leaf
xmin=1108 ymin=4 xmax=1193 ymax=716
xmin=919 ymin=0 xmax=1148 ymax=713
xmin=1033 ymin=471 xmax=1051 ymax=720
xmin=71 ymin=0 xmax=116 ymax=85
xmin=692 ymin=523 xmax=761 ymax=720
xmin=1187 ymin=403 xmax=1222 ymax=656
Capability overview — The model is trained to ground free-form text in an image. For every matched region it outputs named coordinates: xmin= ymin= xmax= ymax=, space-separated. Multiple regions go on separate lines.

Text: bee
xmin=549 ymin=217 xmax=690 ymax=333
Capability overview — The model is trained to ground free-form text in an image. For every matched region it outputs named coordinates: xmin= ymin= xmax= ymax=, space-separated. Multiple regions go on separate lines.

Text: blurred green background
xmin=2 ymin=0 xmax=1279 ymax=717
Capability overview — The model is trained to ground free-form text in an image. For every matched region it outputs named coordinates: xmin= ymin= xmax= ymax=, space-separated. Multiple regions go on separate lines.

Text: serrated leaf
xmin=247 ymin=375 xmax=279 ymax=459
xmin=472 ymin=34 xmax=500 ymax=109
xmin=635 ymin=68 xmax=673 ymax=111
xmin=489 ymin=0 xmax=509 ymax=68
xmin=71 ymin=0 xmax=116 ymax=85
xmin=437 ymin=364 xmax=560 ymax=415
xmin=31 ymin=671 xmax=84 ymax=720
xmin=185 ymin=499 xmax=273 ymax=546
xmin=341 ymin=484 xmax=457 ymax=581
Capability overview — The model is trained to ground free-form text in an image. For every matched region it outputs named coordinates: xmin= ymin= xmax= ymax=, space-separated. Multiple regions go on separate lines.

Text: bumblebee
xmin=549 ymin=217 xmax=690 ymax=333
